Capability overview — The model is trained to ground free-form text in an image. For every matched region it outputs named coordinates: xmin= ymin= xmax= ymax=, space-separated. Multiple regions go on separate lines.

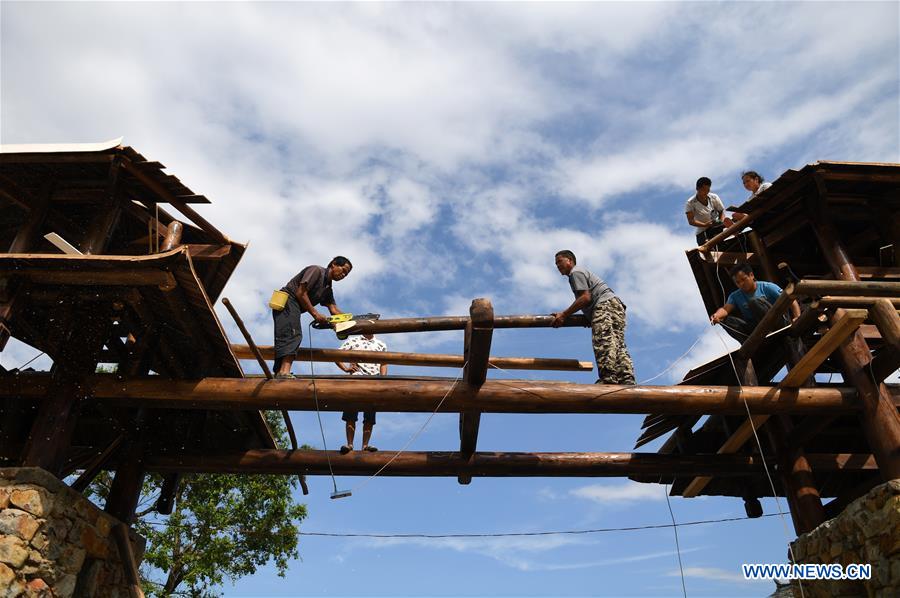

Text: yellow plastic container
xmin=268 ymin=290 xmax=289 ymax=311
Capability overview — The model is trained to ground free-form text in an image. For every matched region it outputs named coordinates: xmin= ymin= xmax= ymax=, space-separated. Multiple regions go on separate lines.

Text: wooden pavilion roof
xmin=633 ymin=161 xmax=900 ymax=507
xmin=0 ymin=141 xmax=275 ymax=467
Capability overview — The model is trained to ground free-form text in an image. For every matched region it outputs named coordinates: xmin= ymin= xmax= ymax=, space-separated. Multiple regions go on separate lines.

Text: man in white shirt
xmin=335 ymin=333 xmax=387 ymax=453
xmin=685 ymin=177 xmax=726 ymax=246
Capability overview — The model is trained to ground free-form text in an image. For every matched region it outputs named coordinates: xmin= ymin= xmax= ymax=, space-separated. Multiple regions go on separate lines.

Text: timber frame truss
xmin=1 ymin=143 xmax=898 ymax=537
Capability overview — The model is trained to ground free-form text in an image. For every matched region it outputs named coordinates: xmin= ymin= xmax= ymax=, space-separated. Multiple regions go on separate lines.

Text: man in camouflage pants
xmin=551 ymin=250 xmax=636 ymax=385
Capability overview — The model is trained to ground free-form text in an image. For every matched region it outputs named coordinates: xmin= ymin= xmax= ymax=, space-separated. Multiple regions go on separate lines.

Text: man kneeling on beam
xmin=709 ymin=264 xmax=800 ymax=342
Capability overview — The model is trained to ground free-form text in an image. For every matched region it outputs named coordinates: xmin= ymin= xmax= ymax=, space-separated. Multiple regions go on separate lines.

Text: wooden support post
xmin=112 ymin=523 xmax=145 ymax=598
xmin=155 ymin=473 xmax=181 ymax=515
xmin=160 ymin=220 xmax=184 ymax=252
xmin=765 ymin=416 xmax=826 ymax=534
xmin=105 ymin=415 xmax=147 ymax=525
xmin=870 ymin=298 xmax=900 ymax=382
xmin=20 ymin=308 xmax=112 ymax=474
xmin=809 ymin=179 xmax=900 ymax=479
xmin=458 ymin=298 xmax=493 ymax=484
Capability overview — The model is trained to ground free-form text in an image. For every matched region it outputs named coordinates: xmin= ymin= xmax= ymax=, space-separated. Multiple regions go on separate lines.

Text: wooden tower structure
xmin=1 ymin=141 xmax=898 ymax=542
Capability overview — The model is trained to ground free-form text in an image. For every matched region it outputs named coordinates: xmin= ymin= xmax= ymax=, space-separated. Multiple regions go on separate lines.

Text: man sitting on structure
xmin=335 ymin=333 xmax=387 ymax=453
xmin=709 ymin=264 xmax=801 ymax=342
xmin=551 ymin=250 xmax=635 ymax=385
xmin=685 ymin=177 xmax=727 ymax=246
xmin=272 ymin=256 xmax=352 ymax=379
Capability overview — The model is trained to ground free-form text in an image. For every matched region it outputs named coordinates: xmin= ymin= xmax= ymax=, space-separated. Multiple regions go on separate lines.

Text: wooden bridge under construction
xmin=0 ymin=140 xmax=898 ymax=542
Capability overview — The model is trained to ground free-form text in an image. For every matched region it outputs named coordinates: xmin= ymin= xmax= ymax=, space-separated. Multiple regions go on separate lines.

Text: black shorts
xmin=273 ymin=293 xmax=303 ymax=359
xmin=696 ymin=223 xmax=724 ymax=246
xmin=342 ymin=411 xmax=376 ymax=425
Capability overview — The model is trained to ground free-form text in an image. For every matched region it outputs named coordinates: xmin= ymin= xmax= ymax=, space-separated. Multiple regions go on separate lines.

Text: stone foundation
xmin=0 ymin=468 xmax=145 ymax=597
xmin=789 ymin=479 xmax=900 ymax=597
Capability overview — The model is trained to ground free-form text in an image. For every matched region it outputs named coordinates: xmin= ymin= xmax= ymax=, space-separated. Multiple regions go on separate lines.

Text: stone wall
xmin=789 ymin=479 xmax=900 ymax=597
xmin=0 ymin=468 xmax=145 ymax=598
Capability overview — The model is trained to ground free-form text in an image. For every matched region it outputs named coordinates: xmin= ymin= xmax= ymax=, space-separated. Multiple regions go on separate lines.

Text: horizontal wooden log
xmin=234 ymin=345 xmax=594 ymax=372
xmin=143 ymin=450 xmax=879 ymax=477
xmin=818 ymin=297 xmax=900 ymax=310
xmin=146 ymin=450 xmax=766 ymax=477
xmin=795 ymin=280 xmax=900 ymax=298
xmin=343 ymin=313 xmax=588 ymax=335
xmin=0 ymin=268 xmax=176 ymax=289
xmin=2 ymin=374 xmax=888 ymax=415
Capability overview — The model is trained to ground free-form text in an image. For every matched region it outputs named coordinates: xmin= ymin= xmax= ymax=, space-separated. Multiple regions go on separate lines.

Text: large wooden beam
xmin=142 ymin=449 xmax=879 ymax=477
xmin=819 ymin=297 xmax=900 ymax=309
xmin=795 ymin=280 xmax=900 ymax=298
xmin=342 ymin=313 xmax=588 ymax=336
xmin=459 ymin=298 xmax=493 ymax=484
xmin=0 ymin=267 xmax=176 ymax=289
xmin=871 ymin=298 xmax=900 ymax=382
xmin=1 ymin=374 xmax=879 ymax=415
xmin=780 ymin=309 xmax=867 ymax=387
xmin=233 ymin=345 xmax=593 ymax=372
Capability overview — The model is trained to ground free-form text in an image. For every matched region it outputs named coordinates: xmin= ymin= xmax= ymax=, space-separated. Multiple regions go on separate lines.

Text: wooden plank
xmin=459 ymin=298 xmax=494 ymax=484
xmin=233 ymin=345 xmax=593 ymax=371
xmin=2 ymin=374 xmax=874 ymax=415
xmin=185 ymin=244 xmax=231 ymax=260
xmin=780 ymin=310 xmax=867 ymax=387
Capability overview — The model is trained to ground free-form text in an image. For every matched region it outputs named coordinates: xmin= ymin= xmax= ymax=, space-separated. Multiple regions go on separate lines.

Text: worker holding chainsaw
xmin=270 ymin=256 xmax=352 ymax=379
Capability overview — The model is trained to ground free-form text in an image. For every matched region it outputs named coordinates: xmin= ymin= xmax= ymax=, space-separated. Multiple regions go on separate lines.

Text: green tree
xmin=90 ymin=413 xmax=307 ymax=596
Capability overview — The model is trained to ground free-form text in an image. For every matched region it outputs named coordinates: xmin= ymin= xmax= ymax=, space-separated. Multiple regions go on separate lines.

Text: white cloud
xmin=570 ymin=481 xmax=665 ymax=504
xmin=357 ymin=534 xmax=700 ymax=572
xmin=674 ymin=566 xmax=766 ymax=584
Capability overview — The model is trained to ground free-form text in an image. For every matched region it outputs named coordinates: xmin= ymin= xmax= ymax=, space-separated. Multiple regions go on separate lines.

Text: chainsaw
xmin=312 ymin=312 xmax=381 ymax=339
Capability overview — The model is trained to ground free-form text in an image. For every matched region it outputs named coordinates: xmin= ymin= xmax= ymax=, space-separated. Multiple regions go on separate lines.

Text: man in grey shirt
xmin=551 ymin=250 xmax=636 ymax=385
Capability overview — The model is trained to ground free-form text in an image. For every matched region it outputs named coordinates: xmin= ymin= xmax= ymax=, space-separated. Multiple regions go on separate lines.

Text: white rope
xmin=351 ymin=361 xmax=467 ymax=493
xmin=307 ymin=323 xmax=340 ymax=495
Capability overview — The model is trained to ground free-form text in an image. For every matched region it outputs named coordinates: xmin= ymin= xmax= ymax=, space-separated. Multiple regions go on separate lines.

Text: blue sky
xmin=2 ymin=1 xmax=899 ymax=596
